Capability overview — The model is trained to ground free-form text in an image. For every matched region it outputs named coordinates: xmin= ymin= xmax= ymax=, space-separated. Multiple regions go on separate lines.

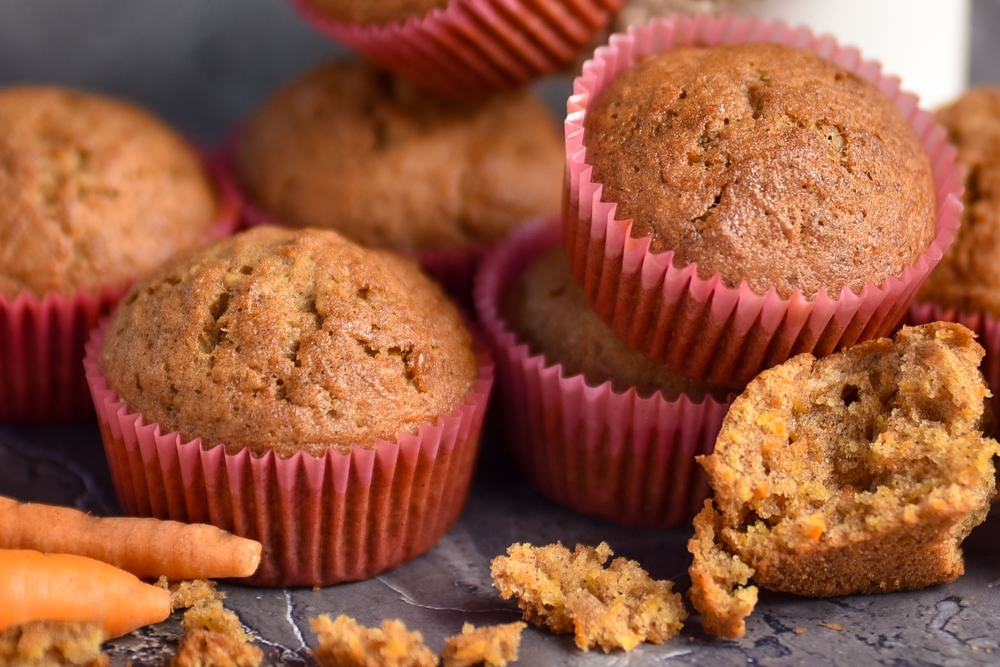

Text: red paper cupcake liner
xmin=0 ymin=154 xmax=240 ymax=424
xmin=474 ymin=216 xmax=731 ymax=526
xmin=907 ymin=302 xmax=1000 ymax=424
xmin=564 ymin=14 xmax=963 ymax=389
xmin=84 ymin=320 xmax=494 ymax=588
xmin=288 ymin=0 xmax=627 ymax=99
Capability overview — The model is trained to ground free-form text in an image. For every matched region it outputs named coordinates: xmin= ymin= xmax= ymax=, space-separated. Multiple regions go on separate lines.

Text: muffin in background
xmin=87 ymin=226 xmax=492 ymax=587
xmin=233 ymin=59 xmax=563 ymax=298
xmin=288 ymin=0 xmax=627 ymax=99
xmin=564 ymin=15 xmax=961 ymax=389
xmin=475 ymin=219 xmax=731 ymax=527
xmin=911 ymin=86 xmax=1000 ymax=420
xmin=0 ymin=85 xmax=237 ymax=423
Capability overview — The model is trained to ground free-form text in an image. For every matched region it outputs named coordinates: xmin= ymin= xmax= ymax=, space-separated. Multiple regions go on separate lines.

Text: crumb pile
xmin=310 ymin=615 xmax=438 ymax=667
xmin=171 ymin=599 xmax=262 ymax=667
xmin=689 ymin=322 xmax=1000 ymax=637
xmin=440 ymin=622 xmax=526 ymax=667
xmin=0 ymin=620 xmax=108 ymax=667
xmin=490 ymin=541 xmax=686 ymax=652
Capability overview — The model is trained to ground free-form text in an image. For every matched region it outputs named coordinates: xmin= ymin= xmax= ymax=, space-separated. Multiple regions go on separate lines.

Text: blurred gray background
xmin=1 ymin=0 xmax=998 ymax=146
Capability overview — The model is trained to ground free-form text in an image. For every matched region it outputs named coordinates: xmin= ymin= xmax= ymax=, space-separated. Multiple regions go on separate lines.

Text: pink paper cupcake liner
xmin=474 ymin=216 xmax=731 ymax=526
xmin=288 ymin=0 xmax=627 ymax=99
xmin=84 ymin=319 xmax=494 ymax=588
xmin=907 ymin=302 xmax=1000 ymax=424
xmin=564 ymin=14 xmax=963 ymax=389
xmin=0 ymin=154 xmax=240 ymax=424
xmin=217 ymin=132 xmax=489 ymax=307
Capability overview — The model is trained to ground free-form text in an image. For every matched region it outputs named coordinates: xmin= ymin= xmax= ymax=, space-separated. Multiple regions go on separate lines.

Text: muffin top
xmin=583 ymin=42 xmax=937 ymax=299
xmin=100 ymin=226 xmax=479 ymax=457
xmin=502 ymin=248 xmax=726 ymax=401
xmin=307 ymin=0 xmax=448 ymax=24
xmin=236 ymin=60 xmax=563 ymax=252
xmin=0 ymin=85 xmax=219 ymax=297
xmin=917 ymin=87 xmax=1000 ymax=317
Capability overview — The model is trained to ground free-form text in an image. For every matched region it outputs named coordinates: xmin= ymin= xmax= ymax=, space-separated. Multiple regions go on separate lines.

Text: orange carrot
xmin=0 ymin=548 xmax=171 ymax=638
xmin=0 ymin=496 xmax=261 ymax=580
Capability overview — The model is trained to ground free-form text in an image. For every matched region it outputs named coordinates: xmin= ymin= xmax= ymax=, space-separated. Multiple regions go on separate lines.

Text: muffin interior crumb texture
xmin=688 ymin=322 xmax=1000 ymax=638
xmin=310 ymin=615 xmax=438 ymax=667
xmin=0 ymin=620 xmax=108 ymax=667
xmin=490 ymin=541 xmax=687 ymax=652
xmin=583 ymin=42 xmax=937 ymax=299
xmin=171 ymin=599 xmax=262 ymax=667
xmin=441 ymin=622 xmax=526 ymax=667
xmin=99 ymin=226 xmax=478 ymax=457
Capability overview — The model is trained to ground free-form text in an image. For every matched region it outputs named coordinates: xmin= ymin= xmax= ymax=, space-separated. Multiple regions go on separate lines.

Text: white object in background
xmin=742 ymin=0 xmax=971 ymax=109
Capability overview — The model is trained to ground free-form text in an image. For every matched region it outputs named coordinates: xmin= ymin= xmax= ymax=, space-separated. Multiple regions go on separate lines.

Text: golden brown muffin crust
xmin=688 ymin=322 xmax=999 ymax=637
xmin=100 ymin=226 xmax=478 ymax=457
xmin=918 ymin=87 xmax=1000 ymax=317
xmin=583 ymin=42 xmax=937 ymax=299
xmin=502 ymin=248 xmax=727 ymax=400
xmin=0 ymin=85 xmax=218 ymax=297
xmin=236 ymin=60 xmax=562 ymax=251
xmin=307 ymin=0 xmax=449 ymax=24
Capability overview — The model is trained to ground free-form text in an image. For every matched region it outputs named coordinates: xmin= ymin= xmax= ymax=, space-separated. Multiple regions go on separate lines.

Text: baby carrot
xmin=0 ymin=548 xmax=171 ymax=639
xmin=0 ymin=496 xmax=261 ymax=580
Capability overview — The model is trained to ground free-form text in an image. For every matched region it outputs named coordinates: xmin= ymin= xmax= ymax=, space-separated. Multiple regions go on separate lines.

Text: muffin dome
xmin=235 ymin=60 xmax=563 ymax=251
xmin=100 ymin=225 xmax=478 ymax=457
xmin=917 ymin=87 xmax=1000 ymax=317
xmin=0 ymin=85 xmax=219 ymax=297
xmin=583 ymin=42 xmax=937 ymax=299
xmin=306 ymin=0 xmax=448 ymax=23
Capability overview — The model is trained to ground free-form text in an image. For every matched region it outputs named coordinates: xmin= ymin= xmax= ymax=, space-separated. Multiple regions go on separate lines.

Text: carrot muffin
xmin=235 ymin=60 xmax=562 ymax=254
xmin=917 ymin=87 xmax=1000 ymax=317
xmin=0 ymin=84 xmax=227 ymax=423
xmin=0 ymin=85 xmax=219 ymax=297
xmin=688 ymin=322 xmax=999 ymax=638
xmin=100 ymin=226 xmax=477 ymax=457
xmin=583 ymin=41 xmax=937 ymax=300
xmin=89 ymin=226 xmax=491 ymax=586
xmin=476 ymin=221 xmax=730 ymax=526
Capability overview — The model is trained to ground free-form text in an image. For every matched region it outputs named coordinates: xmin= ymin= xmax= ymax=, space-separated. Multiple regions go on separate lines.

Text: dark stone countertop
xmin=3 ymin=420 xmax=1000 ymax=666
xmin=4 ymin=1 xmax=1000 ymax=665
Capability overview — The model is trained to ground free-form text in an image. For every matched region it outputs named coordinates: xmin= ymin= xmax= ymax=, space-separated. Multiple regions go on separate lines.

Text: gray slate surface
xmin=4 ymin=1 xmax=1000 ymax=665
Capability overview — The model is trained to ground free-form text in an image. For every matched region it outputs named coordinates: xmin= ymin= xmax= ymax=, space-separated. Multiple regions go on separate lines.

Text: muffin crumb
xmin=310 ymin=614 xmax=438 ymax=667
xmin=0 ymin=621 xmax=108 ymax=667
xmin=490 ymin=542 xmax=686 ymax=652
xmin=171 ymin=600 xmax=262 ymax=667
xmin=689 ymin=322 xmax=999 ymax=637
xmin=156 ymin=577 xmax=224 ymax=610
xmin=441 ymin=622 xmax=526 ymax=667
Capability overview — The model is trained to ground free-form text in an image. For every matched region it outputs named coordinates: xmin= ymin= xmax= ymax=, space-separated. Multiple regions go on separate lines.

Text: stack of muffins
xmin=476 ymin=13 xmax=962 ymax=529
xmin=7 ymin=0 xmax=962 ymax=593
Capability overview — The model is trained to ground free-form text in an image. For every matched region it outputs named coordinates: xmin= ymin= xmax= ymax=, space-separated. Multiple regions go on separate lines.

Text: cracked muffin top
xmin=583 ymin=42 xmax=937 ymax=299
xmin=305 ymin=0 xmax=448 ymax=24
xmin=0 ymin=85 xmax=219 ymax=297
xmin=99 ymin=225 xmax=478 ymax=457
xmin=235 ymin=60 xmax=563 ymax=252
xmin=917 ymin=87 xmax=1000 ymax=317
